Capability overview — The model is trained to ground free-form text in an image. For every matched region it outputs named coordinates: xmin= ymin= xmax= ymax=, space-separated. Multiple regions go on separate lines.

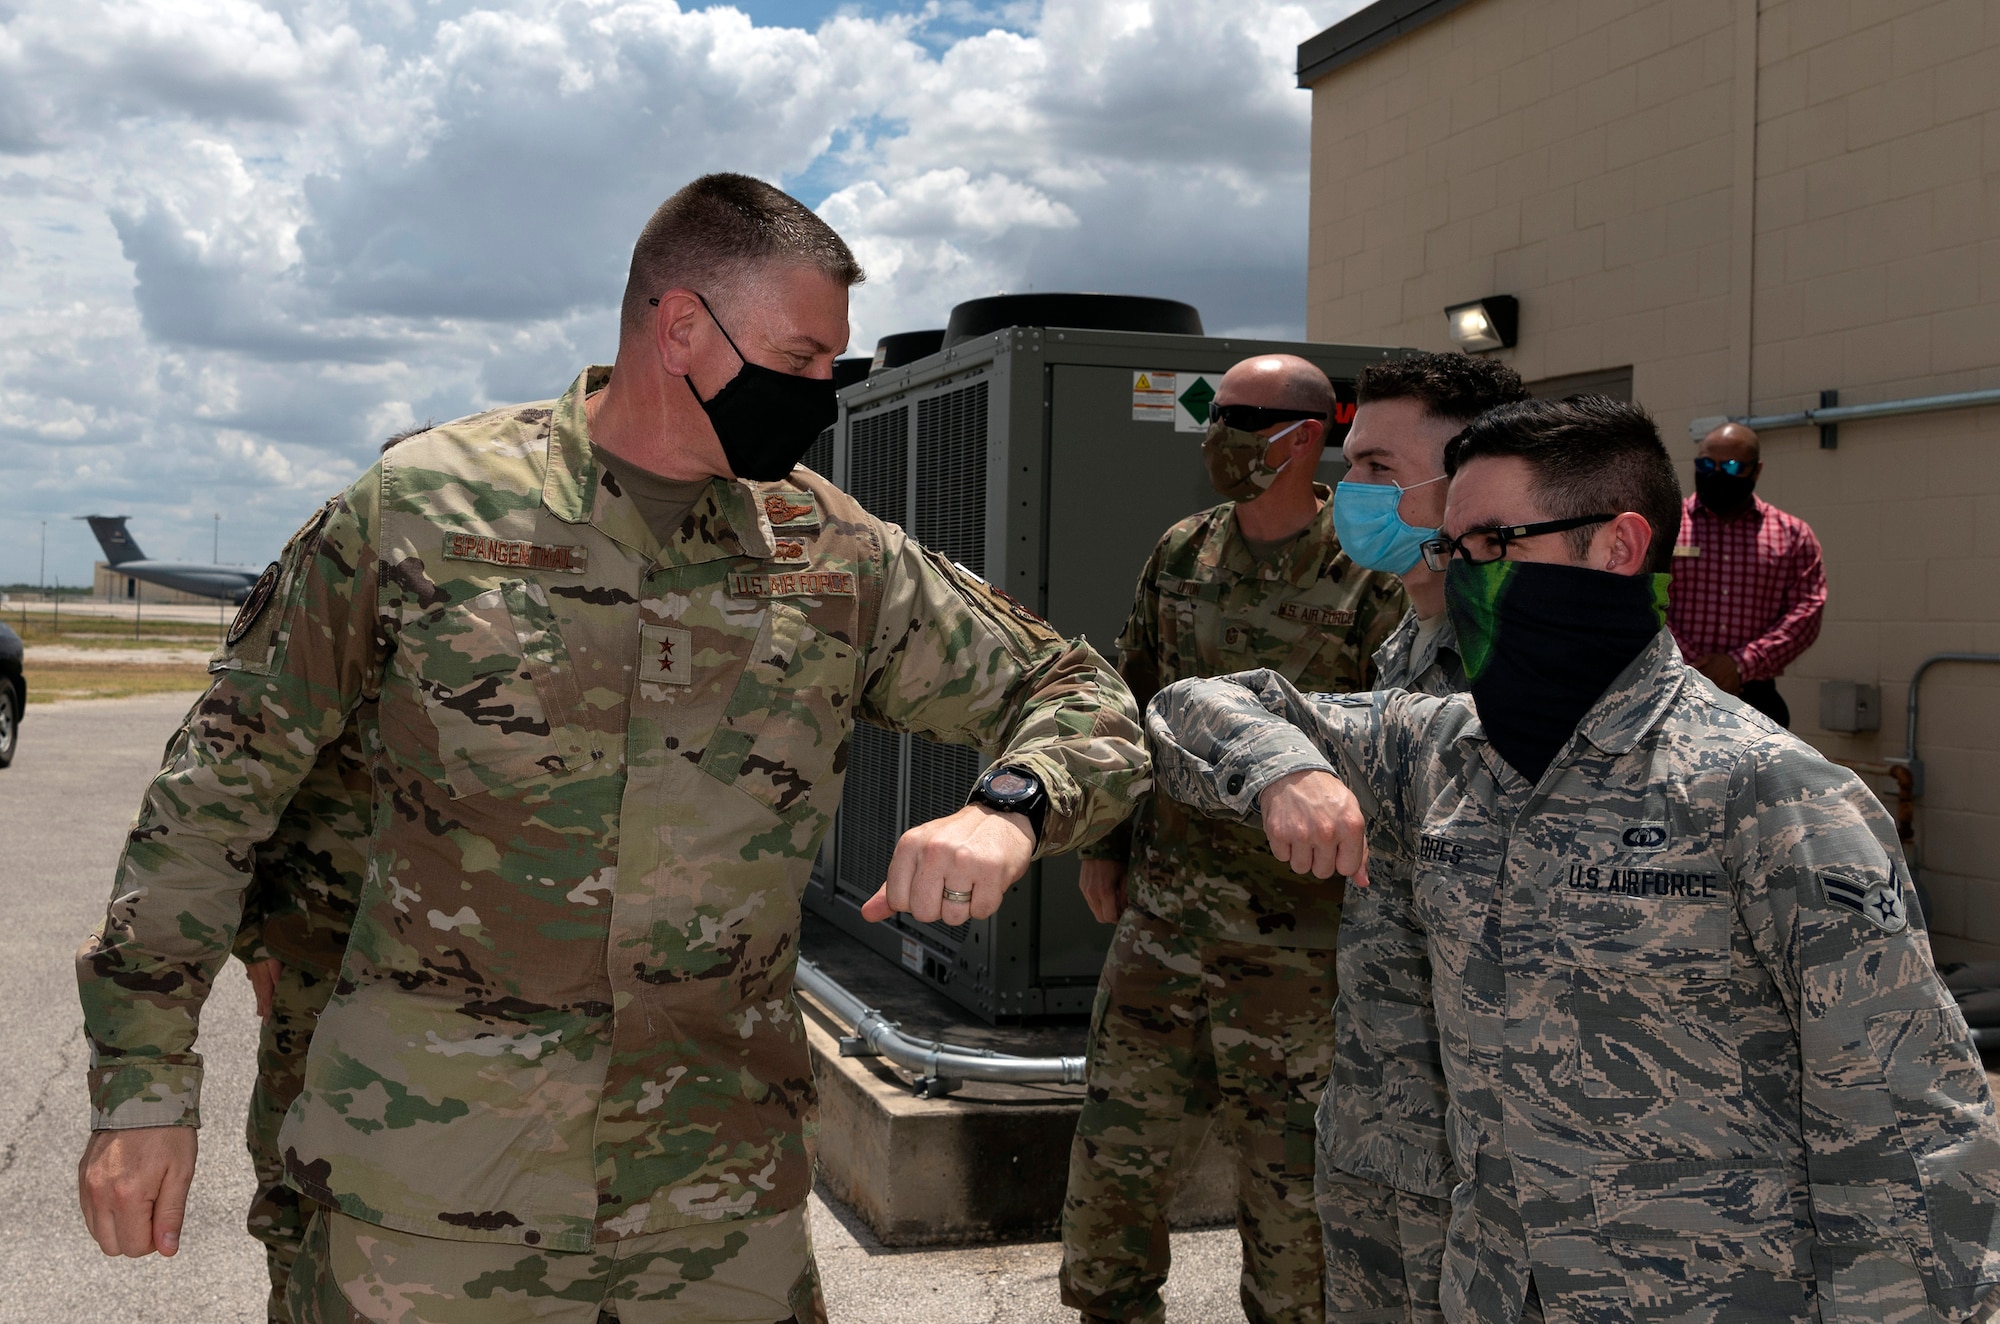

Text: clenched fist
xmin=862 ymin=805 xmax=1036 ymax=928
xmin=1259 ymin=768 xmax=1370 ymax=888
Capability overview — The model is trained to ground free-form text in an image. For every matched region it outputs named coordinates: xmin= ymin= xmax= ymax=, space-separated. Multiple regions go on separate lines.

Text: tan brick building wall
xmin=1304 ymin=0 xmax=2000 ymax=959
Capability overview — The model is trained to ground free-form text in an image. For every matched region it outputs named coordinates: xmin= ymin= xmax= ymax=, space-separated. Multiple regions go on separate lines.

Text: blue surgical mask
xmin=1333 ymin=475 xmax=1446 ymax=574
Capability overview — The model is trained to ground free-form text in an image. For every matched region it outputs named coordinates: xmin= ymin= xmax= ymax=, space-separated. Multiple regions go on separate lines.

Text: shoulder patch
xmin=951 ymin=559 xmax=1049 ymax=629
xmin=227 ymin=562 xmax=282 ymax=646
xmin=764 ymin=492 xmax=819 ymax=529
xmin=1820 ymin=870 xmax=1908 ymax=933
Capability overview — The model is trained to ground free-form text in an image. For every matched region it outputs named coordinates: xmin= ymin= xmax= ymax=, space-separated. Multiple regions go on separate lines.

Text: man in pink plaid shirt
xmin=1665 ymin=422 xmax=1827 ymax=727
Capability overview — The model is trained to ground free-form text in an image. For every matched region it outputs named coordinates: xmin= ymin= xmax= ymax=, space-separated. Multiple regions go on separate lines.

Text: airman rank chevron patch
xmin=1820 ymin=870 xmax=1907 ymax=933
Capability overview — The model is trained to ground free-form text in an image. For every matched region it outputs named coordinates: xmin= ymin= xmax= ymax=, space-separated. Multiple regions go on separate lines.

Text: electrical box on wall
xmin=1820 ymin=680 xmax=1882 ymax=733
xmin=802 ymin=312 xmax=1409 ymax=1022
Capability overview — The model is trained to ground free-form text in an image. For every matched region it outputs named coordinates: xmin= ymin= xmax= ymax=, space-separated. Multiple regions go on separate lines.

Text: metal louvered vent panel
xmin=914 ymin=380 xmax=989 ymax=575
xmin=848 ymin=405 xmax=909 ymax=525
xmin=908 ymin=735 xmax=983 ymax=942
xmin=836 ymin=721 xmax=903 ymax=903
xmin=800 ymin=424 xmax=834 ymax=481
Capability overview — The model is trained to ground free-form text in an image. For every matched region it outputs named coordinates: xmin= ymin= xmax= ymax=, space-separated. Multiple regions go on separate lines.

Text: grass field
xmin=30 ymin=663 xmax=210 ymax=704
xmin=10 ymin=609 xmax=218 ymax=703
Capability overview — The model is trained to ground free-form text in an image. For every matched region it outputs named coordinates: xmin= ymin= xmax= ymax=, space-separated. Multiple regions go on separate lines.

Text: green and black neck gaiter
xmin=1445 ymin=559 xmax=1670 ymax=784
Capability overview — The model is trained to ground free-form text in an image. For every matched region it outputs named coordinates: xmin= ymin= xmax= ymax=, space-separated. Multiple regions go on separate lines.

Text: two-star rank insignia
xmin=1820 ymin=869 xmax=1908 ymax=933
xmin=639 ymin=624 xmax=692 ymax=686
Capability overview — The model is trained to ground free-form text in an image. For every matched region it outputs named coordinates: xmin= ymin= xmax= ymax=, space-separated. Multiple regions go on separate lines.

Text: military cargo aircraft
xmin=81 ymin=515 xmax=264 ymax=603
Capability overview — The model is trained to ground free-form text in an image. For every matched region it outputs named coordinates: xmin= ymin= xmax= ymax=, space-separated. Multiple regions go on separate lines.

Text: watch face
xmin=985 ymin=771 xmax=1035 ymax=800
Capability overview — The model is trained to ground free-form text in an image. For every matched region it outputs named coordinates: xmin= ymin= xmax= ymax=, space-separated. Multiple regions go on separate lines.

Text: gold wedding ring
xmin=942 ymin=887 xmax=975 ymax=904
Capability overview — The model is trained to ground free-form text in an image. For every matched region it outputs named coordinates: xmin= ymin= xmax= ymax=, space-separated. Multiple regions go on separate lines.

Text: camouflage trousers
xmin=286 ymin=1205 xmax=827 ymax=1324
xmin=1312 ymin=1160 xmax=1446 ymax=1324
xmin=1060 ymin=906 xmax=1335 ymax=1324
xmin=248 ymin=959 xmax=339 ymax=1322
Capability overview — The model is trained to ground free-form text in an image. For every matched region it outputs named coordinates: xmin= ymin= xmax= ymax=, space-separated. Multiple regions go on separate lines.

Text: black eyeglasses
xmin=1694 ymin=457 xmax=1754 ymax=476
xmin=1207 ymin=403 xmax=1328 ymax=432
xmin=1419 ymin=514 xmax=1616 ymax=572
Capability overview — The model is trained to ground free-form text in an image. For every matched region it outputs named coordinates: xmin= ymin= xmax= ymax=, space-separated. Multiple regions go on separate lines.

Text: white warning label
xmin=1132 ymin=370 xmax=1177 ymax=423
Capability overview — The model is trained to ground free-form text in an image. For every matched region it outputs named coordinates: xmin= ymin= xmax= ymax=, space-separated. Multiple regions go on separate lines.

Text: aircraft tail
xmin=81 ymin=515 xmax=145 ymax=566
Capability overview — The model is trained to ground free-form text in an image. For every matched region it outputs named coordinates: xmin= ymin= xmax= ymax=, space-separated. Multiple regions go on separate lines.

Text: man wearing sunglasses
xmin=1145 ymin=396 xmax=2000 ymax=1323
xmin=1664 ymin=422 xmax=1827 ymax=728
xmin=1061 ymin=354 xmax=1406 ymax=1324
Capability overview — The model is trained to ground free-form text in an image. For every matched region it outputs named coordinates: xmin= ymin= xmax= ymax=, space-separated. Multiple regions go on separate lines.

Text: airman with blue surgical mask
xmin=1315 ymin=350 xmax=1528 ymax=1324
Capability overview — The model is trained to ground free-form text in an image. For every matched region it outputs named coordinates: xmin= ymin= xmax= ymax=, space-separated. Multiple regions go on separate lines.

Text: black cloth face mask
xmin=1444 ymin=557 xmax=1671 ymax=784
xmin=1695 ymin=471 xmax=1757 ymax=515
xmin=674 ymin=292 xmax=838 ymax=482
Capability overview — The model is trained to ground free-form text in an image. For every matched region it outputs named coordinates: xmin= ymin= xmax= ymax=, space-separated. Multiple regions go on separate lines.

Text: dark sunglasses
xmin=1419 ymin=514 xmax=1616 ymax=573
xmin=1207 ymin=403 xmax=1327 ymax=432
xmin=1694 ymin=457 xmax=1754 ymax=477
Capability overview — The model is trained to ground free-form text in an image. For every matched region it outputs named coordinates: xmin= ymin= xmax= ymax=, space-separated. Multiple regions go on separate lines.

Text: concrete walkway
xmin=0 ymin=693 xmax=1243 ymax=1322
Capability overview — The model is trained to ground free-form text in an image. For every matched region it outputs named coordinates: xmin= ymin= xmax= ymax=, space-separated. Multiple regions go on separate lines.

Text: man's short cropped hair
xmin=620 ymin=174 xmax=864 ymax=336
xmin=1356 ymin=351 xmax=1530 ymax=425
xmin=1445 ymin=396 xmax=1684 ymax=574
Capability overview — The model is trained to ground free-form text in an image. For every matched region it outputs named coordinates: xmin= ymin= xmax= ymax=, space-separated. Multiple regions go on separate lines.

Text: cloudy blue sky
xmin=0 ymin=0 xmax=1362 ymax=584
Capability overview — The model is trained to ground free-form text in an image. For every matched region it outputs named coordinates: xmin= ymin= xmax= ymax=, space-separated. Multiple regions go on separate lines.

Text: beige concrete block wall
xmin=1306 ymin=0 xmax=2000 ymax=958
xmin=1308 ymin=0 xmax=1743 ymax=435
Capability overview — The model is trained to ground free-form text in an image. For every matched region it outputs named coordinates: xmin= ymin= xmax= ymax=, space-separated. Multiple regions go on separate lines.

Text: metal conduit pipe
xmin=1898 ymin=653 xmax=2000 ymax=799
xmin=796 ymin=955 xmax=1088 ymax=1098
xmin=1689 ymin=386 xmax=2000 ymax=438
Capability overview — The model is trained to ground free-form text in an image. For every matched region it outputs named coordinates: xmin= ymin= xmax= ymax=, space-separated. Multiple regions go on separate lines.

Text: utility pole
xmin=215 ymin=512 xmax=224 ymax=637
xmin=39 ymin=521 xmax=46 ymax=599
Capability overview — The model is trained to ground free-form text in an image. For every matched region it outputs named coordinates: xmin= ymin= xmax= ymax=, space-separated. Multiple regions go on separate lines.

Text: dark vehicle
xmin=0 ymin=621 xmax=21 ymax=767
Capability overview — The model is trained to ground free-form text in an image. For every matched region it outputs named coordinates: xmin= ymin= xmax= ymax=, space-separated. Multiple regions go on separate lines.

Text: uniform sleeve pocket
xmin=1865 ymin=1005 xmax=2000 ymax=1289
xmin=698 ymin=604 xmax=855 ymax=819
xmin=398 ymin=581 xmax=576 ymax=798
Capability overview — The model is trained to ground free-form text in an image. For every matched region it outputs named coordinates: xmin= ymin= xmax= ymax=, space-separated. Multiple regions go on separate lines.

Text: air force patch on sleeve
xmin=1819 ymin=869 xmax=1908 ymax=933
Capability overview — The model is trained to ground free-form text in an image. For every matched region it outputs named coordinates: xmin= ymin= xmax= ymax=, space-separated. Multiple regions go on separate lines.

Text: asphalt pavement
xmin=0 ymin=692 xmax=1242 ymax=1323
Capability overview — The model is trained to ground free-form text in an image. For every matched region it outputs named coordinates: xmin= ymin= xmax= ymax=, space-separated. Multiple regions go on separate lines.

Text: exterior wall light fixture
xmin=1445 ymin=295 xmax=1518 ymax=352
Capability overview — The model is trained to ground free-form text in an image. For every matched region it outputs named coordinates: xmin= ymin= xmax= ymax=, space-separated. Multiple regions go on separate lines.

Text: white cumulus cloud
xmin=0 ymin=0 xmax=1365 ymax=581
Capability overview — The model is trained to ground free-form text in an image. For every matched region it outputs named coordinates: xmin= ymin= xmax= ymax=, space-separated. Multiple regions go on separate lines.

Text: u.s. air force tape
xmin=728 ymin=570 xmax=855 ymax=598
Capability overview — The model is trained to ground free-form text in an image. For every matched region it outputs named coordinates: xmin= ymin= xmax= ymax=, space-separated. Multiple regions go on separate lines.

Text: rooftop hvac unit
xmin=805 ymin=299 xmax=1409 ymax=1021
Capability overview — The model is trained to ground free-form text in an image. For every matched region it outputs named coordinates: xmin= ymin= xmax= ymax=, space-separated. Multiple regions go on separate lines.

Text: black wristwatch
xmin=970 ymin=765 xmax=1048 ymax=845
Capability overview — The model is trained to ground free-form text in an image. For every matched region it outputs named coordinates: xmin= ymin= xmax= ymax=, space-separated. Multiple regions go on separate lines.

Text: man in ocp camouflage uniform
xmin=76 ymin=174 xmax=1147 ymax=1324
xmin=1318 ymin=353 xmax=1527 ymax=1324
xmin=1060 ymin=354 xmax=1406 ymax=1324
xmin=231 ymin=428 xmax=433 ymax=1323
xmin=1147 ymin=396 xmax=2000 ymax=1322
xmin=230 ymin=715 xmax=369 ymax=1322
